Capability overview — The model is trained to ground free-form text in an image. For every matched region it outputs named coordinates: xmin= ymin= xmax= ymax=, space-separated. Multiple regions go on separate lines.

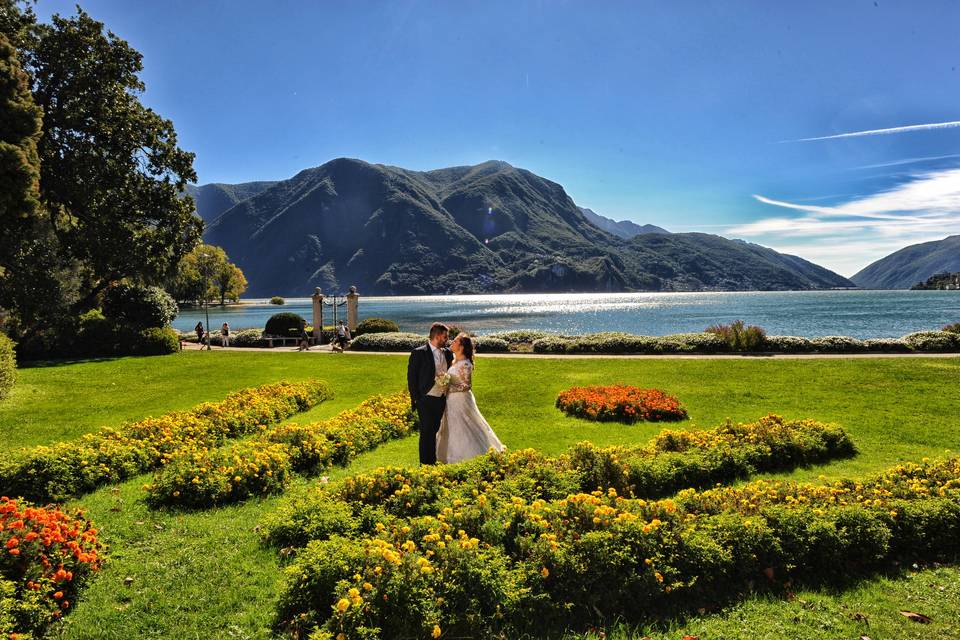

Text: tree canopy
xmin=0 ymin=2 xmax=201 ymax=346
xmin=168 ymin=244 xmax=248 ymax=305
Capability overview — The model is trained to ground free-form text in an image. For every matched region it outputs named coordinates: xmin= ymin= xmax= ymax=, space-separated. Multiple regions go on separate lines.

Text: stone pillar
xmin=346 ymin=285 xmax=359 ymax=332
xmin=311 ymin=288 xmax=324 ymax=343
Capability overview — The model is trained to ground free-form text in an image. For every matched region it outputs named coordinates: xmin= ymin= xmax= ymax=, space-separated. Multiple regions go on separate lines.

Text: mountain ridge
xmin=198 ymin=158 xmax=854 ymax=296
xmin=851 ymin=235 xmax=960 ymax=289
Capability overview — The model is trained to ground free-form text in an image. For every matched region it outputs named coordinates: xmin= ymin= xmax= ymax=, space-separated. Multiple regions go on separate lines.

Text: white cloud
xmin=784 ymin=120 xmax=960 ymax=143
xmin=728 ymin=168 xmax=960 ymax=276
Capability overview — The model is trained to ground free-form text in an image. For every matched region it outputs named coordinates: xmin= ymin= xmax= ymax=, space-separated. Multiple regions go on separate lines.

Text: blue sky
xmin=33 ymin=0 xmax=960 ymax=276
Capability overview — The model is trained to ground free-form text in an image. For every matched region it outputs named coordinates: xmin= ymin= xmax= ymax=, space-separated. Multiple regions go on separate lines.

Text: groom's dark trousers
xmin=408 ymin=344 xmax=452 ymax=465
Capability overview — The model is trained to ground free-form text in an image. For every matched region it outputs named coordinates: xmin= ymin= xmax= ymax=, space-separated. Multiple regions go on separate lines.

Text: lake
xmin=172 ymin=290 xmax=960 ymax=339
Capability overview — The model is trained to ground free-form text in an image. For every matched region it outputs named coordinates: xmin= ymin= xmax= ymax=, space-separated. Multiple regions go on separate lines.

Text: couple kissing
xmin=406 ymin=323 xmax=505 ymax=465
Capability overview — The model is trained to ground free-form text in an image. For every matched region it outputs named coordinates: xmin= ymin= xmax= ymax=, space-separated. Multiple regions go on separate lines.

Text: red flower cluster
xmin=0 ymin=496 xmax=102 ymax=623
xmin=556 ymin=385 xmax=688 ymax=423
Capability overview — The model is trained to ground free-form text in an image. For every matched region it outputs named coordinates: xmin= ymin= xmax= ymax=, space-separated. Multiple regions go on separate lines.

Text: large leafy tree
xmin=168 ymin=244 xmax=248 ymax=305
xmin=0 ymin=2 xmax=201 ymax=339
xmin=0 ymin=27 xmax=69 ymax=335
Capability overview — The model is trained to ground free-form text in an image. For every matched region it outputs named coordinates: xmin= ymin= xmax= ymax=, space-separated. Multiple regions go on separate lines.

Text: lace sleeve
xmin=450 ymin=361 xmax=473 ymax=392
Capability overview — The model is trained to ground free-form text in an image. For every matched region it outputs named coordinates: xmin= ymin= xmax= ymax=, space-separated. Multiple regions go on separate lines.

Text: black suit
xmin=407 ymin=343 xmax=453 ymax=464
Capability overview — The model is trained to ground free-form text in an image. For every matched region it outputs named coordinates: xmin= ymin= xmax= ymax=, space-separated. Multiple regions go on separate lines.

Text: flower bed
xmin=146 ymin=393 xmax=415 ymax=508
xmin=0 ymin=380 xmax=332 ymax=503
xmin=269 ymin=451 xmax=960 ymax=640
xmin=556 ymin=385 xmax=688 ymax=423
xmin=0 ymin=497 xmax=102 ymax=637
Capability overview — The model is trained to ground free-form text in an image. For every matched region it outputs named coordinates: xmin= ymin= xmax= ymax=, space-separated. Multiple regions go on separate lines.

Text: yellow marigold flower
xmin=363 ymin=582 xmax=373 ymax=591
xmin=432 ymin=625 xmax=442 ymax=638
xmin=348 ymin=587 xmax=360 ymax=598
xmin=655 ymin=571 xmax=664 ymax=583
xmin=541 ymin=567 xmax=549 ymax=578
xmin=336 ymin=598 xmax=350 ymax=612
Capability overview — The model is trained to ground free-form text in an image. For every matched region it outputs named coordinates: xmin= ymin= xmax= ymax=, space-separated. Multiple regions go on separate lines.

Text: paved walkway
xmin=181 ymin=341 xmax=960 ymax=360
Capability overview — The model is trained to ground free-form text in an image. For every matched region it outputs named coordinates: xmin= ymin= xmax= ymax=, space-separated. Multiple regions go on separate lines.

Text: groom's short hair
xmin=429 ymin=322 xmax=449 ymax=338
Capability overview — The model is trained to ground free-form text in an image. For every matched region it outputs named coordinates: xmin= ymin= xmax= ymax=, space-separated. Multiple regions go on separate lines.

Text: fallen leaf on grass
xmin=899 ymin=610 xmax=932 ymax=623
xmin=681 ymin=636 xmax=699 ymax=640
xmin=860 ymin=636 xmax=872 ymax=640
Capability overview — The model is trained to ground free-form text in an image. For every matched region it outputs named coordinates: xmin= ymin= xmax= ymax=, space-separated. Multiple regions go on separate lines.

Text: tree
xmin=168 ymin=244 xmax=247 ymax=305
xmin=27 ymin=9 xmax=201 ymax=308
xmin=215 ymin=262 xmax=248 ymax=305
xmin=0 ymin=29 xmax=69 ymax=337
xmin=0 ymin=3 xmax=202 ymax=344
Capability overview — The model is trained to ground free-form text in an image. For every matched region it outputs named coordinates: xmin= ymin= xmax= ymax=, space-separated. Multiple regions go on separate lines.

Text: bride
xmin=436 ymin=334 xmax=505 ymax=464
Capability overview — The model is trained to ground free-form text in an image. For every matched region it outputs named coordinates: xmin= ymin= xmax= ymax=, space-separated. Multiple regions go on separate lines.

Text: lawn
xmin=3 ymin=350 xmax=958 ymax=639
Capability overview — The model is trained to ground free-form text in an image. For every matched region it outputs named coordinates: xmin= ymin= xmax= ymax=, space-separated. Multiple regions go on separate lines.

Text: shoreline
xmin=179 ymin=342 xmax=960 ymax=360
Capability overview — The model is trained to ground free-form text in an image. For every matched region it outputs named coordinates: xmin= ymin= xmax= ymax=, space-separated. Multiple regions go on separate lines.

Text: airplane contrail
xmin=783 ymin=120 xmax=960 ymax=142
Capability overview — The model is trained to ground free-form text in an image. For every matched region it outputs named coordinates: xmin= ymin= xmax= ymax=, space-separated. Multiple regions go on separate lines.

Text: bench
xmin=262 ymin=335 xmax=318 ymax=348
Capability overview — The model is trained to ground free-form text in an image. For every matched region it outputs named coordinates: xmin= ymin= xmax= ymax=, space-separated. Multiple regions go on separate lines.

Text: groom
xmin=407 ymin=322 xmax=453 ymax=465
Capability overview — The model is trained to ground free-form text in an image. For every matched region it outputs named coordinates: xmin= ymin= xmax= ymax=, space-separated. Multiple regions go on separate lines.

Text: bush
xmin=0 ymin=497 xmax=102 ymax=636
xmin=474 ymin=336 xmax=509 ymax=353
xmin=101 ymin=284 xmax=178 ymax=330
xmin=705 ymin=320 xmax=767 ymax=351
xmin=270 ymin=296 xmax=285 ymax=305
xmin=350 ymin=332 xmax=426 ymax=352
xmin=147 ymin=393 xmax=415 ymax=508
xmin=0 ymin=332 xmax=15 ymax=400
xmin=810 ymin=335 xmax=866 ymax=353
xmin=556 ymin=385 xmax=688 ymax=423
xmin=902 ymin=330 xmax=960 ymax=352
xmin=944 ymin=322 xmax=960 ymax=334
xmin=353 ymin=317 xmax=400 ymax=336
xmin=864 ymin=338 xmax=913 ymax=353
xmin=135 ymin=327 xmax=180 ymax=355
xmin=264 ymin=312 xmax=307 ymax=337
xmin=232 ymin=328 xmax=265 ymax=347
xmin=0 ymin=380 xmax=332 ymax=503
xmin=764 ymin=335 xmax=813 ymax=353
xmin=487 ymin=330 xmax=555 ymax=345
xmin=270 ymin=451 xmax=960 ymax=639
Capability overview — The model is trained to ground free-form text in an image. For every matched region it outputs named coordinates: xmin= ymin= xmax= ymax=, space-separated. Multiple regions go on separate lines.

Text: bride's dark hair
xmin=458 ymin=334 xmax=475 ymax=362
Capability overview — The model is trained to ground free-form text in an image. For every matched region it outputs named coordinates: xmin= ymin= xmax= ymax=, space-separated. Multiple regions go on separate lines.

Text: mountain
xmin=851 ymin=236 xmax=960 ymax=289
xmin=578 ymin=207 xmax=669 ymax=238
xmin=185 ymin=181 xmax=277 ymax=222
xmin=202 ymin=158 xmax=854 ymax=296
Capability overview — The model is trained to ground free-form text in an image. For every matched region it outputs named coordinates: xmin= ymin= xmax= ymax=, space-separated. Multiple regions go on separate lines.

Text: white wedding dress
xmin=436 ymin=359 xmax=505 ymax=464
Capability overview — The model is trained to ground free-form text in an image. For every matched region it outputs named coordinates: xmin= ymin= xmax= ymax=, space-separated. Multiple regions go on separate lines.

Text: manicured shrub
xmin=764 ymin=335 xmax=813 ymax=353
xmin=863 ymin=338 xmax=913 ymax=353
xmin=0 ymin=380 xmax=332 ymax=503
xmin=661 ymin=332 xmax=728 ymax=353
xmin=264 ymin=312 xmax=307 ymax=337
xmin=487 ymin=330 xmax=555 ymax=345
xmin=101 ymin=283 xmax=178 ymax=330
xmin=232 ymin=328 xmax=265 ymax=347
xmin=531 ymin=336 xmax=572 ymax=354
xmin=350 ymin=332 xmax=426 ymax=352
xmin=0 ymin=332 xmax=15 ymax=400
xmin=147 ymin=393 xmax=415 ymax=508
xmin=270 ymin=296 xmax=285 ymax=305
xmin=353 ymin=317 xmax=400 ymax=336
xmin=810 ymin=335 xmax=866 ymax=353
xmin=556 ymin=385 xmax=688 ymax=423
xmin=705 ymin=320 xmax=767 ymax=351
xmin=271 ymin=454 xmax=960 ymax=639
xmin=0 ymin=497 xmax=102 ymax=636
xmin=474 ymin=336 xmax=509 ymax=353
xmin=944 ymin=322 xmax=960 ymax=334
xmin=902 ymin=330 xmax=960 ymax=352
xmin=135 ymin=326 xmax=180 ymax=355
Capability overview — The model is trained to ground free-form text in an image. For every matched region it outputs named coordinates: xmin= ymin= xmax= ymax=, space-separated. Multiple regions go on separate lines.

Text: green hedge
xmin=353 ymin=318 xmax=400 ymax=336
xmin=0 ymin=380 xmax=332 ymax=503
xmin=349 ymin=333 xmax=509 ymax=353
xmin=0 ymin=332 xmax=15 ymax=400
xmin=265 ymin=312 xmax=306 ymax=337
xmin=269 ymin=450 xmax=960 ymax=639
xmin=146 ymin=393 xmax=415 ymax=508
xmin=135 ymin=327 xmax=180 ymax=355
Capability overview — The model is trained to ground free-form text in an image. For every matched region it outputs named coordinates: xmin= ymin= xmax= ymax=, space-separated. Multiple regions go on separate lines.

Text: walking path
xmin=181 ymin=341 xmax=960 ymax=360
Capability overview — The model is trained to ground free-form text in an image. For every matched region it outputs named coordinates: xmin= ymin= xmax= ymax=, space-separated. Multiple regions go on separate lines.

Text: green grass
xmin=1 ymin=350 xmax=956 ymax=639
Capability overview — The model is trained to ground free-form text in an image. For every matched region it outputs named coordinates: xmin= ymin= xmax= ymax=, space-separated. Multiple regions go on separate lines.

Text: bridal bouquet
xmin=435 ymin=372 xmax=452 ymax=388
